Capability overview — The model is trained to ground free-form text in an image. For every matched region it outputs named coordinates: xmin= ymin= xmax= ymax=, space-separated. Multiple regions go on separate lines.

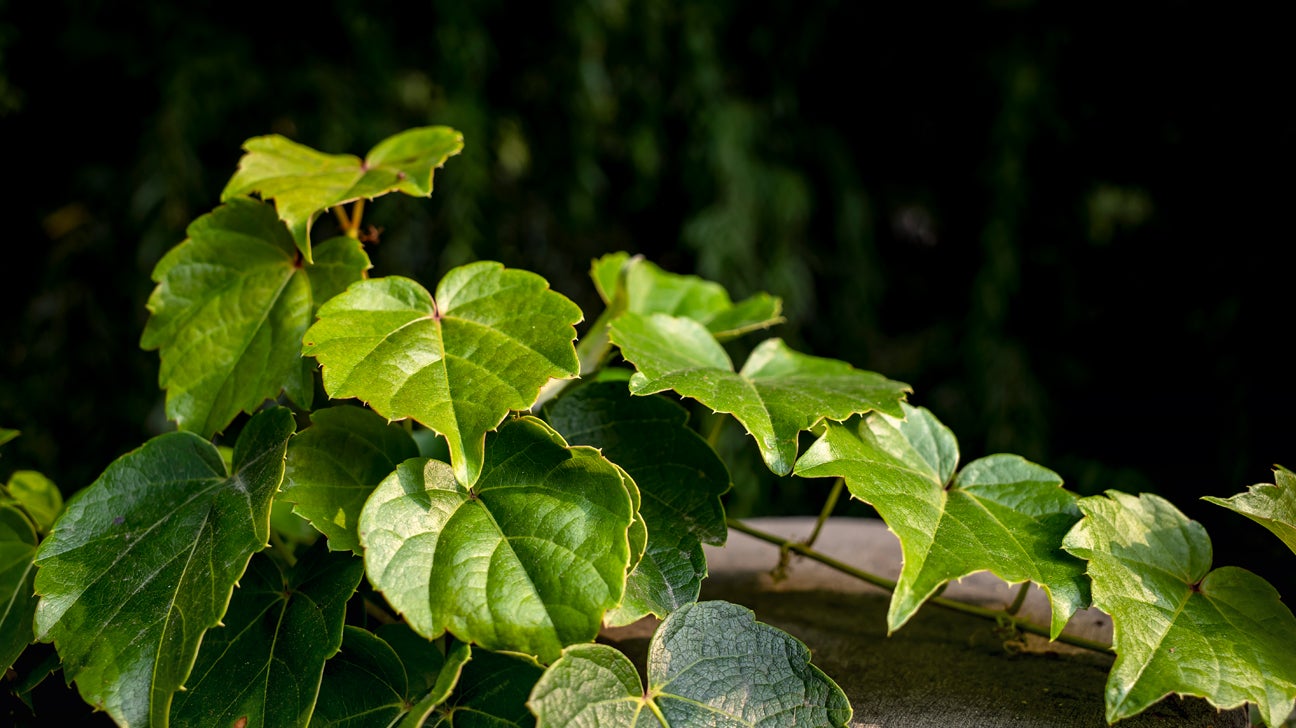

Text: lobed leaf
xmin=609 ymin=312 xmax=909 ymax=475
xmin=142 ymin=198 xmax=370 ymax=436
xmin=0 ymin=504 xmax=38 ymax=673
xmin=1203 ymin=464 xmax=1296 ymax=557
xmin=528 ymin=600 xmax=852 ymax=727
xmin=795 ymin=404 xmax=1088 ymax=637
xmin=32 ymin=407 xmax=295 ymax=727
xmin=222 ymin=126 xmax=464 ymax=261
xmin=546 ymin=380 xmax=730 ymax=625
xmin=282 ymin=406 xmax=420 ymax=553
xmin=359 ymin=417 xmax=635 ymax=663
xmin=303 ymin=263 xmax=582 ymax=486
xmin=171 ymin=546 xmax=363 ymax=727
xmin=1063 ymin=491 xmax=1296 ymax=727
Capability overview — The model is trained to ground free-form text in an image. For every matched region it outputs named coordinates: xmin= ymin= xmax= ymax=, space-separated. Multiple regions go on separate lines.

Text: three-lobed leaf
xmin=1203 ymin=464 xmax=1296 ymax=556
xmin=0 ymin=504 xmax=38 ymax=673
xmin=528 ymin=600 xmax=852 ymax=727
xmin=303 ymin=263 xmax=582 ymax=485
xmin=142 ymin=198 xmax=370 ymax=436
xmin=610 ymin=312 xmax=909 ymax=475
xmin=795 ymin=404 xmax=1088 ymax=637
xmin=32 ymin=407 xmax=295 ymax=727
xmin=222 ymin=126 xmax=464 ymax=261
xmin=359 ymin=417 xmax=635 ymax=663
xmin=1063 ymin=490 xmax=1296 ymax=727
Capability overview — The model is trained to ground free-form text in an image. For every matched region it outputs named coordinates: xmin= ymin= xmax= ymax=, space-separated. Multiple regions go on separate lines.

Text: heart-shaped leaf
xmin=528 ymin=600 xmax=852 ymax=727
xmin=1203 ymin=464 xmax=1296 ymax=557
xmin=33 ymin=407 xmax=295 ymax=727
xmin=4 ymin=470 xmax=63 ymax=534
xmin=609 ymin=312 xmax=909 ymax=475
xmin=282 ymin=406 xmax=421 ymax=553
xmin=303 ymin=264 xmax=582 ymax=485
xmin=359 ymin=417 xmax=635 ymax=663
xmin=142 ymin=198 xmax=370 ymax=436
xmin=171 ymin=545 xmax=363 ymax=727
xmin=222 ymin=126 xmax=464 ymax=261
xmin=0 ymin=504 xmax=37 ymax=673
xmin=795 ymin=405 xmax=1088 ymax=637
xmin=1062 ymin=490 xmax=1296 ymax=727
xmin=546 ymin=380 xmax=729 ymax=625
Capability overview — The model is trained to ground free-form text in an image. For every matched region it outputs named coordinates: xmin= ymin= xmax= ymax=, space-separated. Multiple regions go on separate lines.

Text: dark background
xmin=2 ymin=0 xmax=1293 ymax=602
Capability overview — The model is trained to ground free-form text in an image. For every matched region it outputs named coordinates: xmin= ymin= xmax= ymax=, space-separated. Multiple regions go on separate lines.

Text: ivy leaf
xmin=32 ymin=407 xmax=295 ymax=727
xmin=303 ymin=264 xmax=582 ymax=486
xmin=795 ymin=404 xmax=1088 ymax=637
xmin=1203 ymin=464 xmax=1296 ymax=556
xmin=0 ymin=504 xmax=38 ymax=672
xmin=591 ymin=252 xmax=783 ymax=339
xmin=528 ymin=600 xmax=851 ymax=727
xmin=429 ymin=648 xmax=543 ymax=727
xmin=311 ymin=626 xmax=471 ymax=728
xmin=1063 ymin=491 xmax=1296 ymax=727
xmin=222 ymin=126 xmax=464 ymax=261
xmin=359 ymin=417 xmax=635 ymax=663
xmin=609 ymin=312 xmax=909 ymax=475
xmin=171 ymin=545 xmax=363 ymax=727
xmin=5 ymin=470 xmax=63 ymax=534
xmin=546 ymin=380 xmax=729 ymax=625
xmin=142 ymin=198 xmax=370 ymax=436
xmin=282 ymin=406 xmax=420 ymax=553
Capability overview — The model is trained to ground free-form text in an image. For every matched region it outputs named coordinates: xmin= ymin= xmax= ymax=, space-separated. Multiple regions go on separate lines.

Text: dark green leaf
xmin=222 ymin=126 xmax=464 ymax=261
xmin=303 ymin=264 xmax=582 ymax=485
xmin=0 ymin=504 xmax=38 ymax=672
xmin=1203 ymin=464 xmax=1296 ymax=557
xmin=33 ymin=407 xmax=295 ymax=727
xmin=5 ymin=470 xmax=63 ymax=534
xmin=609 ymin=312 xmax=909 ymax=475
xmin=0 ymin=428 xmax=17 ymax=448
xmin=359 ymin=417 xmax=634 ymax=663
xmin=528 ymin=600 xmax=851 ymax=727
xmin=171 ymin=546 xmax=363 ymax=727
xmin=546 ymin=381 xmax=729 ymax=624
xmin=1063 ymin=491 xmax=1296 ymax=727
xmin=282 ymin=406 xmax=420 ymax=553
xmin=429 ymin=649 xmax=543 ymax=727
xmin=142 ymin=199 xmax=369 ymax=436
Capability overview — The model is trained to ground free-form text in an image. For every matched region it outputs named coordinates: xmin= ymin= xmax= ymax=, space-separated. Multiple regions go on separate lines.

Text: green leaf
xmin=5 ymin=470 xmax=63 ymax=533
xmin=546 ymin=381 xmax=729 ymax=625
xmin=429 ymin=648 xmax=543 ymax=727
xmin=142 ymin=198 xmax=370 ymax=436
xmin=33 ymin=407 xmax=295 ymax=727
xmin=0 ymin=504 xmax=38 ymax=673
xmin=282 ymin=406 xmax=420 ymax=553
xmin=609 ymin=312 xmax=909 ymax=475
xmin=171 ymin=545 xmax=363 ymax=727
xmin=1203 ymin=464 xmax=1296 ymax=557
xmin=590 ymin=252 xmax=783 ymax=339
xmin=1062 ymin=491 xmax=1296 ymax=727
xmin=0 ymin=428 xmax=17 ymax=448
xmin=359 ymin=417 xmax=634 ymax=663
xmin=795 ymin=405 xmax=1088 ymax=637
xmin=311 ymin=626 xmax=471 ymax=728
xmin=303 ymin=264 xmax=582 ymax=485
xmin=222 ymin=126 xmax=464 ymax=261
xmin=528 ymin=600 xmax=851 ymax=727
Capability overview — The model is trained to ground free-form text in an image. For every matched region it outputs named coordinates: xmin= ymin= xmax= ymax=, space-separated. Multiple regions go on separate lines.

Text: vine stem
xmin=775 ymin=477 xmax=844 ymax=580
xmin=334 ymin=199 xmax=365 ymax=238
xmin=725 ymin=518 xmax=1113 ymax=655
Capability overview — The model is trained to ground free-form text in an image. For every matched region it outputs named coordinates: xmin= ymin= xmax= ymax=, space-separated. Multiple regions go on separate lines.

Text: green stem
xmin=704 ymin=413 xmax=726 ymax=449
xmin=268 ymin=530 xmax=297 ymax=567
xmin=1006 ymin=581 xmax=1030 ymax=616
xmin=725 ymin=518 xmax=1113 ymax=655
xmin=805 ymin=477 xmax=844 ymax=549
xmin=345 ymin=198 xmax=365 ymax=238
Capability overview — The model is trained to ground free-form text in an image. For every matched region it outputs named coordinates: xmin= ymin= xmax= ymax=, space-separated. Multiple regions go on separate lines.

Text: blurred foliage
xmin=1 ymin=0 xmax=1293 ymax=602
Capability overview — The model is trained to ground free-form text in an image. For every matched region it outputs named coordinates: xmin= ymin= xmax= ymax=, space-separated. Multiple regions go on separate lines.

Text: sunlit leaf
xmin=1063 ymin=491 xmax=1296 ymax=727
xmin=795 ymin=405 xmax=1088 ymax=637
xmin=546 ymin=380 xmax=729 ymax=624
xmin=222 ymin=126 xmax=464 ymax=261
xmin=5 ymin=470 xmax=63 ymax=534
xmin=528 ymin=600 xmax=851 ymax=727
xmin=359 ymin=417 xmax=634 ymax=663
xmin=33 ymin=407 xmax=295 ymax=727
xmin=282 ymin=406 xmax=420 ymax=553
xmin=303 ymin=264 xmax=582 ymax=485
xmin=142 ymin=199 xmax=369 ymax=436
xmin=609 ymin=312 xmax=909 ymax=475
xmin=1203 ymin=464 xmax=1296 ymax=557
xmin=171 ymin=546 xmax=363 ymax=727
xmin=0 ymin=504 xmax=37 ymax=672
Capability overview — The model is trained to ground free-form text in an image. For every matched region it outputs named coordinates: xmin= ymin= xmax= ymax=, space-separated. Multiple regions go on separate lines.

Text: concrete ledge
xmin=601 ymin=517 xmax=1247 ymax=728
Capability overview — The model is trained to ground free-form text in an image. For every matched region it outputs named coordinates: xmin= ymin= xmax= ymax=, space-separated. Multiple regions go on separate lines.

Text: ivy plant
xmin=4 ymin=126 xmax=1295 ymax=727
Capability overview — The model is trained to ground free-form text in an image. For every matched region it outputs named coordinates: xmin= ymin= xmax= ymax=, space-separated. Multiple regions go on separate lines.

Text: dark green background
xmin=2 ymin=0 xmax=1292 ymax=600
